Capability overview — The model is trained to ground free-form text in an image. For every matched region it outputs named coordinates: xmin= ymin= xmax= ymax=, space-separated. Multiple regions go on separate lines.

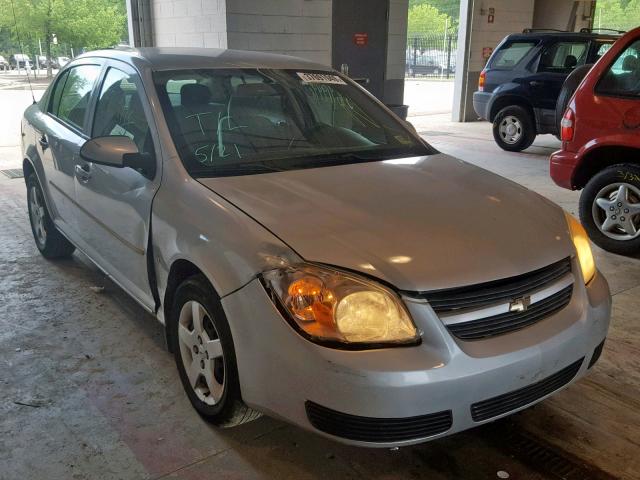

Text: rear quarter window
xmin=490 ymin=41 xmax=537 ymax=69
xmin=596 ymin=39 xmax=640 ymax=97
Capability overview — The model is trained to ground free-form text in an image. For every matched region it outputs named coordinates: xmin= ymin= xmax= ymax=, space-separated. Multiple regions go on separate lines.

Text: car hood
xmin=199 ymin=154 xmax=575 ymax=291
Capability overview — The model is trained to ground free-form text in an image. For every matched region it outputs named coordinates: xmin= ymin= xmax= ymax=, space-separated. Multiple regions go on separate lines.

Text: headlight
xmin=262 ymin=264 xmax=419 ymax=347
xmin=565 ymin=212 xmax=596 ymax=284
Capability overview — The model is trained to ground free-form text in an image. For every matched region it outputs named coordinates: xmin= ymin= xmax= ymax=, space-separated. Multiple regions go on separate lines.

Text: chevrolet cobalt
xmin=21 ymin=48 xmax=611 ymax=447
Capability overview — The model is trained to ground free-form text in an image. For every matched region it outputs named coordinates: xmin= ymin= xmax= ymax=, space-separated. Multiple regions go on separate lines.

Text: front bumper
xmin=222 ymin=269 xmax=611 ymax=448
xmin=550 ymin=149 xmax=580 ymax=190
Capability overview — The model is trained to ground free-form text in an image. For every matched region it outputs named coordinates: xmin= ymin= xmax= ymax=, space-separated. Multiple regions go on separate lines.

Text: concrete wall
xmin=150 ymin=0 xmax=331 ymax=63
xmin=533 ymin=0 xmax=594 ymax=31
xmin=150 ymin=0 xmax=227 ymax=47
xmin=385 ymin=0 xmax=409 ymax=105
xmin=226 ymin=0 xmax=332 ymax=65
xmin=468 ymin=0 xmax=535 ymax=72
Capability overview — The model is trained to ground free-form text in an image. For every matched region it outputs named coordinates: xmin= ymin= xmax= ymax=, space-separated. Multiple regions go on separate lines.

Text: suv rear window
xmin=491 ymin=41 xmax=537 ymax=68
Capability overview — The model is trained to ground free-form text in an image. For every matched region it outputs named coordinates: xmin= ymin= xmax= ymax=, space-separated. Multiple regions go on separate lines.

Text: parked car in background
xmin=36 ymin=55 xmax=59 ymax=70
xmin=57 ymin=56 xmax=70 ymax=68
xmin=21 ymin=48 xmax=610 ymax=447
xmin=551 ymin=27 xmax=640 ymax=255
xmin=10 ymin=53 xmax=32 ymax=70
xmin=407 ymin=53 xmax=444 ymax=75
xmin=0 ymin=55 xmax=9 ymax=70
xmin=474 ymin=29 xmax=620 ymax=151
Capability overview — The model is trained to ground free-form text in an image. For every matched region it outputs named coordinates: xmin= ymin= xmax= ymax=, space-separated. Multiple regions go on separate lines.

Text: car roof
xmin=76 ymin=47 xmax=331 ymax=72
xmin=505 ymin=31 xmax=621 ymax=42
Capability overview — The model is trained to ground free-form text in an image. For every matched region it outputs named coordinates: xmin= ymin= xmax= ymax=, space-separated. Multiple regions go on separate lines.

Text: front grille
xmin=471 ymin=358 xmax=583 ymax=422
xmin=305 ymin=401 xmax=452 ymax=443
xmin=423 ymin=257 xmax=572 ymax=313
xmin=447 ymin=284 xmax=573 ymax=340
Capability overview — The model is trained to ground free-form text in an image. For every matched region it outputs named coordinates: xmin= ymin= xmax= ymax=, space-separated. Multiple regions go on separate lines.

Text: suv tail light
xmin=478 ymin=70 xmax=486 ymax=92
xmin=560 ymin=108 xmax=575 ymax=142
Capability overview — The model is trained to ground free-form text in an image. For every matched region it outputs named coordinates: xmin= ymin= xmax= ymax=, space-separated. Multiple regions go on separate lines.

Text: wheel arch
xmin=163 ymin=258 xmax=213 ymax=353
xmin=573 ymin=146 xmax=640 ymax=189
xmin=488 ymin=94 xmax=534 ymax=123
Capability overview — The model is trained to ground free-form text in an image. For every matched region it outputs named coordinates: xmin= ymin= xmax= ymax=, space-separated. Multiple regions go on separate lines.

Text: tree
xmin=595 ymin=0 xmax=640 ymax=31
xmin=408 ymin=3 xmax=453 ymax=36
xmin=0 ymin=0 xmax=126 ymax=77
xmin=409 ymin=0 xmax=459 ymax=24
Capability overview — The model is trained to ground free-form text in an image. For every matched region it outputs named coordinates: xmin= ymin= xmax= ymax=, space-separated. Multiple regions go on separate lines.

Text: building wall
xmin=226 ymin=0 xmax=332 ymax=65
xmin=386 ymin=0 xmax=409 ymax=105
xmin=468 ymin=0 xmax=535 ymax=72
xmin=533 ymin=0 xmax=594 ymax=31
xmin=150 ymin=0 xmax=227 ymax=48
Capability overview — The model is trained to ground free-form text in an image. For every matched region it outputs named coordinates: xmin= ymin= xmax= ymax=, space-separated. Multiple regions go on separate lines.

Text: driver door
xmin=73 ymin=61 xmax=161 ymax=310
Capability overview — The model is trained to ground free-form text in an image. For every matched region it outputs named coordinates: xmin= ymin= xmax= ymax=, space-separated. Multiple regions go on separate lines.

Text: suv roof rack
xmin=579 ymin=28 xmax=625 ymax=34
xmin=522 ymin=28 xmax=567 ymax=33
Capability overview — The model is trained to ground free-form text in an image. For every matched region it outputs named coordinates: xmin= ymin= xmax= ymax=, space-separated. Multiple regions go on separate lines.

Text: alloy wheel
xmin=498 ymin=115 xmax=523 ymax=145
xmin=592 ymin=182 xmax=640 ymax=241
xmin=28 ymin=185 xmax=47 ymax=247
xmin=177 ymin=300 xmax=225 ymax=405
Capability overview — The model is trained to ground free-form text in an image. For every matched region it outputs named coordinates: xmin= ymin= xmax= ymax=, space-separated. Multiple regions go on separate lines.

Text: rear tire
xmin=26 ymin=173 xmax=75 ymax=259
xmin=492 ymin=105 xmax=536 ymax=152
xmin=555 ymin=64 xmax=593 ymax=134
xmin=580 ymin=164 xmax=640 ymax=255
xmin=169 ymin=274 xmax=261 ymax=427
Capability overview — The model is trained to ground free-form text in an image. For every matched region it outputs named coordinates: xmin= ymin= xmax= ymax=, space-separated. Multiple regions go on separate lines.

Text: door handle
xmin=38 ymin=135 xmax=49 ymax=150
xmin=74 ymin=163 xmax=91 ymax=182
xmin=529 ymin=80 xmax=543 ymax=87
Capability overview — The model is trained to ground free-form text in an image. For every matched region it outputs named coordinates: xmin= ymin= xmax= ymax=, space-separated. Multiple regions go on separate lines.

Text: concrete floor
xmin=1 ymin=83 xmax=640 ymax=480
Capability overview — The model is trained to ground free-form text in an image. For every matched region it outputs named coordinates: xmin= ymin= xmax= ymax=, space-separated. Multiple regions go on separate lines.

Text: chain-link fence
xmin=406 ymin=32 xmax=458 ymax=79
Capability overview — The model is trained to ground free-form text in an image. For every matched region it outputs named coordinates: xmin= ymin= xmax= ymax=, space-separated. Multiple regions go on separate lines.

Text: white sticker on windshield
xmin=296 ymin=72 xmax=347 ymax=85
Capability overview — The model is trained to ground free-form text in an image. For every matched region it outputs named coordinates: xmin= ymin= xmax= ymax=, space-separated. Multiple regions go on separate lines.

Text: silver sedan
xmin=21 ymin=47 xmax=611 ymax=447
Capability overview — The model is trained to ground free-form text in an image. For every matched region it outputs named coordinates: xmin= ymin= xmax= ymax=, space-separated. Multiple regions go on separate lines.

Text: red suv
xmin=551 ymin=27 xmax=640 ymax=255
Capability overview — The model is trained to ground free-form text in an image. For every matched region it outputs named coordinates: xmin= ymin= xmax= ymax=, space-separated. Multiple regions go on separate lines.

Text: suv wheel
xmin=580 ymin=164 xmax=640 ymax=255
xmin=492 ymin=105 xmax=536 ymax=152
xmin=26 ymin=173 xmax=75 ymax=258
xmin=169 ymin=274 xmax=261 ymax=427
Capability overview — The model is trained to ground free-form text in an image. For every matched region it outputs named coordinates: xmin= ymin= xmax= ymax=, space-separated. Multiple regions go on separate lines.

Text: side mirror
xmin=80 ymin=136 xmax=139 ymax=168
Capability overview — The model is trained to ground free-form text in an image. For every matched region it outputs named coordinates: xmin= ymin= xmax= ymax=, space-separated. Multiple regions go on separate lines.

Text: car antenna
xmin=10 ymin=0 xmax=36 ymax=104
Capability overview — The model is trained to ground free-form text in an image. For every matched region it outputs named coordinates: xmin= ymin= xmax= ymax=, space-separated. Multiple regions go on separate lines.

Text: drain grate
xmin=486 ymin=421 xmax=618 ymax=480
xmin=1 ymin=169 xmax=24 ymax=179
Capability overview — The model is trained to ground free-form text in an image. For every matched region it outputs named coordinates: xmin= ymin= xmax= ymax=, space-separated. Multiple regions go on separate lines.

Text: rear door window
xmin=54 ymin=65 xmax=101 ymax=131
xmin=596 ymin=39 xmax=640 ymax=97
xmin=538 ymin=41 xmax=588 ymax=73
xmin=491 ymin=41 xmax=537 ymax=68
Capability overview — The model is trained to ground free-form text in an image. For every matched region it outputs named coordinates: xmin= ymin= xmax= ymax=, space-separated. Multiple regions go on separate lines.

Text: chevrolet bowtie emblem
xmin=509 ymin=296 xmax=531 ymax=313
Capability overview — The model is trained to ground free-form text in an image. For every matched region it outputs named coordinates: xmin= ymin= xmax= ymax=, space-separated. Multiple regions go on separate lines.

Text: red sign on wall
xmin=353 ymin=33 xmax=369 ymax=46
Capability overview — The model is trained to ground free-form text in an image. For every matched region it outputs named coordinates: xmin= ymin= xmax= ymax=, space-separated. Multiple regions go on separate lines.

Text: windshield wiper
xmin=192 ymin=162 xmax=284 ymax=178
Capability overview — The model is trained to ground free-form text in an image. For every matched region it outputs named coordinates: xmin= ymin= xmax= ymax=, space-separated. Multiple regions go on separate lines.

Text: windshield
xmin=154 ymin=68 xmax=431 ymax=177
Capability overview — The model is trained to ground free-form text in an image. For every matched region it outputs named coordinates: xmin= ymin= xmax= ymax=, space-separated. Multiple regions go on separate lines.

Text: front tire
xmin=169 ymin=274 xmax=260 ymax=427
xmin=492 ymin=105 xmax=536 ymax=152
xmin=26 ymin=173 xmax=75 ymax=259
xmin=580 ymin=164 xmax=640 ymax=255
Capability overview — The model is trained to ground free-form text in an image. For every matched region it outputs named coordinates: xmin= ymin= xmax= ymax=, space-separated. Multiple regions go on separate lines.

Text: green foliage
xmin=0 ymin=0 xmax=127 ymax=55
xmin=409 ymin=0 xmax=459 ymax=23
xmin=408 ymin=3 xmax=454 ymax=35
xmin=594 ymin=0 xmax=640 ymax=32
